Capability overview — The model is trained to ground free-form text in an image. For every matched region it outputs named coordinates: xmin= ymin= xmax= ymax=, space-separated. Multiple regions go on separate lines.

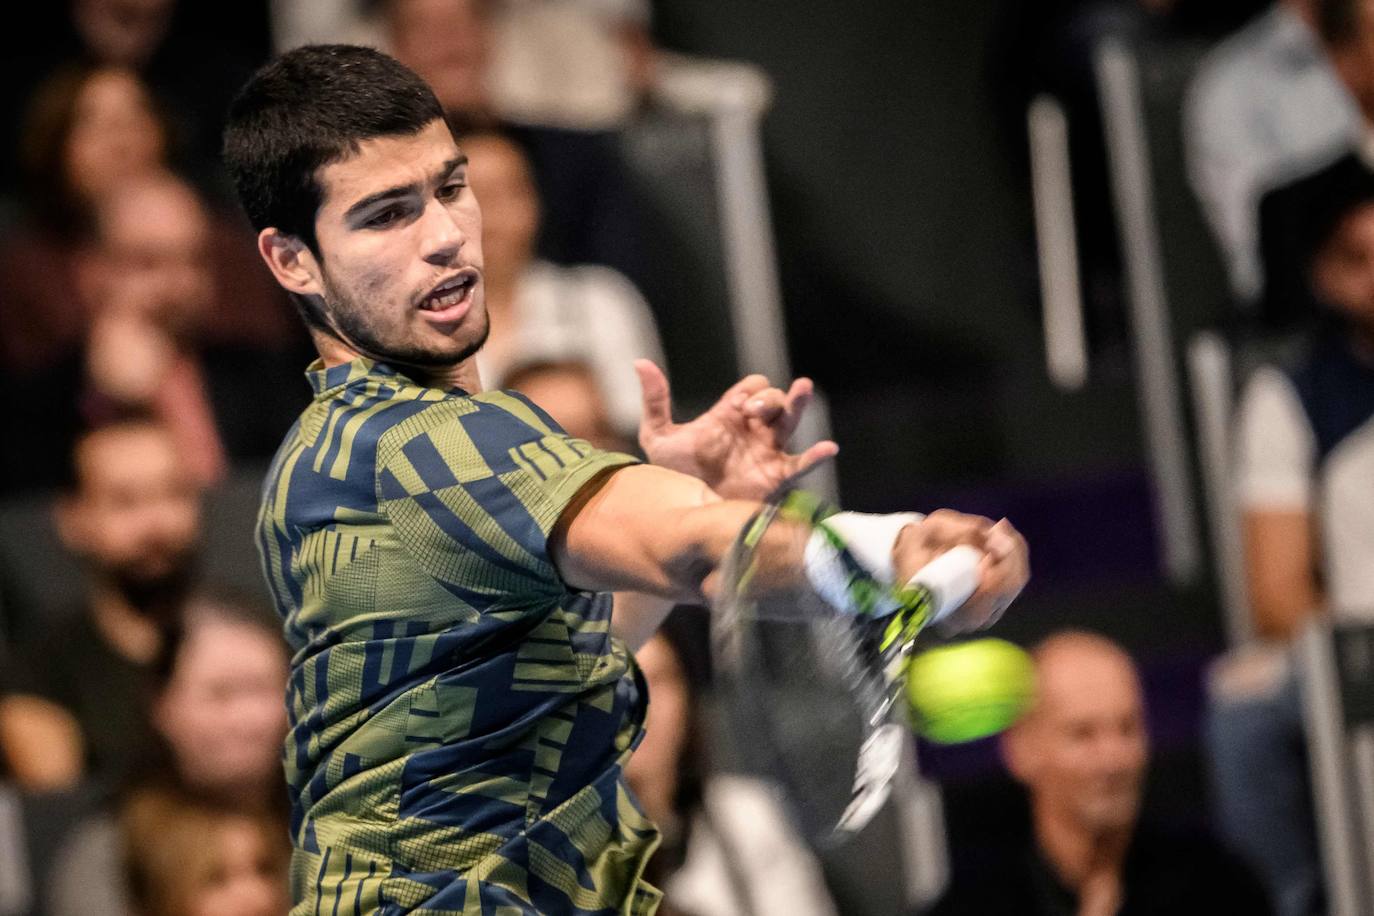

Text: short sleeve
xmin=1234 ymin=365 xmax=1315 ymax=510
xmin=375 ymin=395 xmax=638 ymax=601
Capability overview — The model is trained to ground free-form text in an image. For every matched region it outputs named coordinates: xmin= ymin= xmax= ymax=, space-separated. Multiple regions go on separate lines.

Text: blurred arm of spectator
xmin=0 ymin=694 xmax=84 ymax=793
xmin=1235 ymin=366 xmax=1324 ymax=641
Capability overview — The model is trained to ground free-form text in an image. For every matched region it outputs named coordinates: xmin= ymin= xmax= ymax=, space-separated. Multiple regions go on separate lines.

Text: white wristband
xmin=906 ymin=544 xmax=983 ymax=625
xmin=803 ymin=511 xmax=924 ymax=616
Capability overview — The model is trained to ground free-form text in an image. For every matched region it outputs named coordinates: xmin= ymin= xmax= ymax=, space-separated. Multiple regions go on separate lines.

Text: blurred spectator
xmin=465 ymin=129 xmax=664 ymax=439
xmin=505 ymin=360 xmax=632 ymax=453
xmin=378 ymin=0 xmax=650 ymax=289
xmin=931 ymin=631 xmax=1270 ymax=915
xmin=623 ymin=616 xmax=838 ymax=916
xmin=0 ymin=64 xmax=168 ymax=377
xmin=0 ymin=418 xmax=199 ymax=794
xmin=1246 ymin=152 xmax=1374 ymax=632
xmin=79 ymin=173 xmax=230 ymax=484
xmin=0 ymin=69 xmax=300 ymax=493
xmin=2 ymin=168 xmax=303 ymax=494
xmin=1206 ymin=151 xmax=1374 ymax=916
xmin=1185 ymin=0 xmax=1374 ymax=313
xmin=488 ymin=0 xmax=650 ymax=130
xmin=46 ymin=590 xmax=289 ymax=916
xmin=120 ymin=784 xmax=289 ymax=916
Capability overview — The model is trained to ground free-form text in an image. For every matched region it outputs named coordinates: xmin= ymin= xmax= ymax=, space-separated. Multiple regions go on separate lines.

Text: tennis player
xmin=224 ymin=44 xmax=1028 ymax=915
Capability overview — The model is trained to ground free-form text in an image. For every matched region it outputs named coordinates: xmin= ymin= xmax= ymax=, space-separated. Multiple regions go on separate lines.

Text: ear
xmin=257 ymin=228 xmax=324 ymax=299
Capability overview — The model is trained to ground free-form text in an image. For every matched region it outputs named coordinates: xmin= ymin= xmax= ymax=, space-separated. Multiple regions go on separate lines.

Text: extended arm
xmin=552 ymin=465 xmax=1029 ymax=648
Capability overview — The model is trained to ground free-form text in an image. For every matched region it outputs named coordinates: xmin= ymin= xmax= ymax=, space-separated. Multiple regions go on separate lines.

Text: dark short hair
xmin=222 ymin=44 xmax=446 ymax=254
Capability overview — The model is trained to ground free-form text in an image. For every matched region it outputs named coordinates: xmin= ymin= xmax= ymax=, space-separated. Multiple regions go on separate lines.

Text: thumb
xmin=635 ymin=359 xmax=673 ymax=435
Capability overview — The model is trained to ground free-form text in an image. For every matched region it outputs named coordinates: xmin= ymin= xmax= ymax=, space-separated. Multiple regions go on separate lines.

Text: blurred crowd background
xmin=2 ymin=0 xmax=1374 ymax=914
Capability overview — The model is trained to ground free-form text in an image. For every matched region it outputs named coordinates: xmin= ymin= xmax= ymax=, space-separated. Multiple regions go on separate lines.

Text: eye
xmin=365 ymin=207 xmax=403 ymax=228
xmin=437 ymin=181 xmax=466 ymax=202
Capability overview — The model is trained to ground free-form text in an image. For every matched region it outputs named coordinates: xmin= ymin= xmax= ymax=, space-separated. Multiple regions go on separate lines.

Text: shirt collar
xmin=304 ymin=356 xmax=407 ymax=398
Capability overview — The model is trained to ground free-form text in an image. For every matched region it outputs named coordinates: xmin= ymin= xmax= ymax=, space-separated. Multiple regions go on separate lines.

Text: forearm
xmin=1242 ymin=510 xmax=1324 ymax=641
xmin=553 ymin=465 xmax=808 ymax=607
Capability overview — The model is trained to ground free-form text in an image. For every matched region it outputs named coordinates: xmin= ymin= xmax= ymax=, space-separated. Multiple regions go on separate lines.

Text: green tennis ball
xmin=905 ymin=638 xmax=1036 ymax=744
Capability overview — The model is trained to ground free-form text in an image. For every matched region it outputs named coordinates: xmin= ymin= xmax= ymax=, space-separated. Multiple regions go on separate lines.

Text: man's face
xmin=387 ymin=0 xmax=490 ymax=115
xmin=1008 ymin=648 xmax=1149 ymax=834
xmin=306 ymin=119 xmax=487 ymax=370
xmin=60 ymin=424 xmax=201 ymax=588
xmin=93 ymin=178 xmax=214 ymax=331
xmin=1313 ymin=201 xmax=1374 ymax=329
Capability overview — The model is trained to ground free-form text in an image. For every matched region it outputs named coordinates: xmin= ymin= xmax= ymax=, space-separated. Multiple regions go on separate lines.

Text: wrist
xmin=802 ymin=510 xmax=925 ymax=617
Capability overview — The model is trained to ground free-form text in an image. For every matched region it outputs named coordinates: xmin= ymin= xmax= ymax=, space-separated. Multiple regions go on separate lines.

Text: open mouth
xmin=419 ymin=269 xmax=479 ymax=316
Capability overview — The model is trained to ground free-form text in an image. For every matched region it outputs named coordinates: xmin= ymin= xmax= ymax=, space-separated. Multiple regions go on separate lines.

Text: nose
xmin=420 ymin=199 xmax=465 ymax=267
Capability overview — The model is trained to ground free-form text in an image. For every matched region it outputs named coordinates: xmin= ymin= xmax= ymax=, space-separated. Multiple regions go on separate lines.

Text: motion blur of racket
xmin=710 ymin=490 xmax=981 ymax=847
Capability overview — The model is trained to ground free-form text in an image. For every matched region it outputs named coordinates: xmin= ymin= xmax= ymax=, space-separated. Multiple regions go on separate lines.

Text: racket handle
xmin=907 ymin=545 xmax=983 ymax=623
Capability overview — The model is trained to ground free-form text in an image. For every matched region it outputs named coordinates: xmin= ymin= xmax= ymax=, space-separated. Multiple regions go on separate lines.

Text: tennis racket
xmin=710 ymin=490 xmax=982 ymax=846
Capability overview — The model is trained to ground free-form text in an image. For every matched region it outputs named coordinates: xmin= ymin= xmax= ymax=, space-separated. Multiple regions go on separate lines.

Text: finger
xmin=987 ymin=519 xmax=1017 ymax=560
xmin=775 ymin=377 xmax=814 ymax=442
xmin=782 ymin=439 xmax=839 ymax=482
xmin=921 ymin=510 xmax=995 ymax=549
xmin=742 ymin=387 xmax=789 ymax=424
xmin=718 ymin=373 xmax=771 ymax=411
xmin=634 ymin=360 xmax=673 ymax=435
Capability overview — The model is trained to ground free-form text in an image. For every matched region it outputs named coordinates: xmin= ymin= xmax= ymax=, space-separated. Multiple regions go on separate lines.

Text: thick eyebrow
xmin=342 ymin=155 xmax=469 ymax=222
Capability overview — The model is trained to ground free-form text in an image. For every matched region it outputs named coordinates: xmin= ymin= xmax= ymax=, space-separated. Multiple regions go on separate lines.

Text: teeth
xmin=423 ymin=276 xmax=471 ymax=311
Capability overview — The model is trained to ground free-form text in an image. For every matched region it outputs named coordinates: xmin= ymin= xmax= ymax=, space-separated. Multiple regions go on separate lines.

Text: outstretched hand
xmin=635 ymin=360 xmax=839 ymax=501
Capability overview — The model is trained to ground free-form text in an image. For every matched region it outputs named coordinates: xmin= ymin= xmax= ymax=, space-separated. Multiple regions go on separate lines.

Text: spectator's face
xmin=508 ymin=364 xmax=622 ymax=450
xmin=95 ymin=178 xmax=215 ymax=332
xmin=1005 ymin=646 xmax=1149 ymax=834
xmin=1312 ymin=202 xmax=1374 ymax=327
xmin=304 ymin=118 xmax=489 ymax=369
xmin=624 ymin=634 xmax=691 ymax=830
xmin=155 ymin=617 xmax=288 ymax=799
xmin=73 ymin=0 xmax=174 ymax=68
xmin=463 ymin=134 xmax=539 ymax=282
xmin=388 ymin=0 xmax=490 ymax=114
xmin=60 ymin=424 xmax=201 ymax=586
xmin=65 ymin=68 xmax=165 ymax=204
xmin=189 ymin=816 xmax=288 ymax=916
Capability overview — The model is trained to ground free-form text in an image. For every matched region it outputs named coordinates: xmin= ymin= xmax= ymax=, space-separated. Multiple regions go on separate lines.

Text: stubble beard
xmin=319 ymin=269 xmax=490 ymax=371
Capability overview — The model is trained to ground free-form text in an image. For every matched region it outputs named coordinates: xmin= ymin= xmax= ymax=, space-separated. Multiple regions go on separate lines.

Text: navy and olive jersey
xmin=257 ymin=357 xmax=661 ymax=915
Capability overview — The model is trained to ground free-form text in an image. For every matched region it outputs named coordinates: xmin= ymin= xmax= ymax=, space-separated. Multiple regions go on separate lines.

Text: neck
xmin=418 ymin=361 xmax=483 ymax=393
xmin=1032 ymin=798 xmax=1132 ymax=893
xmin=89 ymin=583 xmax=164 ymax=665
xmin=310 ymin=329 xmax=484 ymax=394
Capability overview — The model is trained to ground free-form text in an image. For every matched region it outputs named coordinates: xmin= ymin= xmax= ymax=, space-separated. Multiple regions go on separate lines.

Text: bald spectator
xmin=931 ymin=632 xmax=1270 ymax=916
xmin=0 ymin=418 xmax=200 ymax=794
